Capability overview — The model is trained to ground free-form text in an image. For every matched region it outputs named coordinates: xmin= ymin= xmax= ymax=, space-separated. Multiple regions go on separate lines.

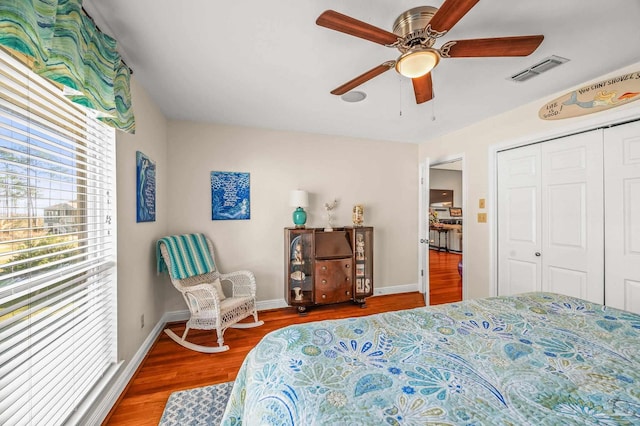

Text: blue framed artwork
xmin=211 ymin=171 xmax=250 ymax=220
xmin=136 ymin=151 xmax=156 ymax=222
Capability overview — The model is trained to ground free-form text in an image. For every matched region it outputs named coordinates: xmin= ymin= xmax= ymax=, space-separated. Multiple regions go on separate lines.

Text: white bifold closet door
xmin=497 ymin=144 xmax=542 ymax=295
xmin=497 ymin=129 xmax=604 ymax=303
xmin=604 ymin=120 xmax=640 ymax=314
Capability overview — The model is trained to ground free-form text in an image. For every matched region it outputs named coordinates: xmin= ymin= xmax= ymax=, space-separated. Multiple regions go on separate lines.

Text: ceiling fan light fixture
xmin=395 ymin=48 xmax=440 ymax=78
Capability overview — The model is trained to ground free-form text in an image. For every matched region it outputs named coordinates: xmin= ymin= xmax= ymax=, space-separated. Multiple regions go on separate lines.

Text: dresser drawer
xmin=315 ymin=259 xmax=352 ymax=304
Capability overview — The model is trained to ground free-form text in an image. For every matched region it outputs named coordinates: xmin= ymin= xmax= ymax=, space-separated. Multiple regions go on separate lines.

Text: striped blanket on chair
xmin=157 ymin=233 xmax=215 ymax=279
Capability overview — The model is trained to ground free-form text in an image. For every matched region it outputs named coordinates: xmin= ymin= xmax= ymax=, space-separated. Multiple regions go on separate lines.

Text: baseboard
xmin=161 ymin=288 xmax=416 ymax=319
xmin=163 ymin=309 xmax=190 ymax=323
xmin=91 ymin=316 xmax=167 ymax=425
xmin=256 ymin=298 xmax=289 ymax=311
xmin=373 ymin=283 xmax=420 ymax=296
xmin=163 ymin=298 xmax=290 ymax=323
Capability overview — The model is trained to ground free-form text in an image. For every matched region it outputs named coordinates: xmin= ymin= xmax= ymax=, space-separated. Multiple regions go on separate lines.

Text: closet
xmin=604 ymin=122 xmax=640 ymax=313
xmin=497 ymin=120 xmax=640 ymax=314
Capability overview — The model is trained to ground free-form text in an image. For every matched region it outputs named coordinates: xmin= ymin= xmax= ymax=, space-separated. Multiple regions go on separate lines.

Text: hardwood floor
xmin=104 ymin=255 xmax=462 ymax=425
xmin=429 ymin=249 xmax=463 ymax=305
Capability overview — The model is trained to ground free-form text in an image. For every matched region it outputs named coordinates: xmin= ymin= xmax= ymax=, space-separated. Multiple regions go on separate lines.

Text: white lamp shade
xmin=396 ymin=49 xmax=440 ymax=78
xmin=289 ymin=190 xmax=309 ymax=208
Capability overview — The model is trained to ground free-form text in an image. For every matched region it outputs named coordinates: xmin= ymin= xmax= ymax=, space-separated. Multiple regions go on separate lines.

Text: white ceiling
xmin=83 ymin=1 xmax=640 ymax=144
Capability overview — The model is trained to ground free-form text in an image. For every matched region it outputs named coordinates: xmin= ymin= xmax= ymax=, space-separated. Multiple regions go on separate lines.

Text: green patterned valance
xmin=99 ymin=60 xmax=135 ymax=133
xmin=0 ymin=0 xmax=135 ymax=133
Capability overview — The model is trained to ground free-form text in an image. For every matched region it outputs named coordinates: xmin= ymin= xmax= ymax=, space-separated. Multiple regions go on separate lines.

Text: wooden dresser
xmin=285 ymin=227 xmax=373 ymax=314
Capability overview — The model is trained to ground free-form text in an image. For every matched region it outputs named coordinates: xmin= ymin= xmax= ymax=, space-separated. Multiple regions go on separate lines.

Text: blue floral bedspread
xmin=221 ymin=293 xmax=640 ymax=425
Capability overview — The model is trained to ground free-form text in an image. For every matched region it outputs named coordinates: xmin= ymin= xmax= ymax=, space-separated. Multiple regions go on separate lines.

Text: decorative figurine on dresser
xmin=285 ymin=227 xmax=374 ymax=314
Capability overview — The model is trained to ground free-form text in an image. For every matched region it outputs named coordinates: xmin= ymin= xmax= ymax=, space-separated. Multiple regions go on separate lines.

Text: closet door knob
xmin=535 ymin=252 xmax=541 ymax=257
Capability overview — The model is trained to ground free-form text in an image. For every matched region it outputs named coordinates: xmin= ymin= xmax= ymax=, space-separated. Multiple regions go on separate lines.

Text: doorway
xmin=428 ymin=160 xmax=463 ymax=305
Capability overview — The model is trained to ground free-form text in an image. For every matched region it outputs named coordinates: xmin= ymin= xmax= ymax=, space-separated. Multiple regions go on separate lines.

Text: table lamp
xmin=290 ymin=190 xmax=309 ymax=228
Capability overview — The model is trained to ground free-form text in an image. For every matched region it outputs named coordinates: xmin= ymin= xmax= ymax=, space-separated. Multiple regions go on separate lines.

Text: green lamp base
xmin=293 ymin=207 xmax=307 ymax=228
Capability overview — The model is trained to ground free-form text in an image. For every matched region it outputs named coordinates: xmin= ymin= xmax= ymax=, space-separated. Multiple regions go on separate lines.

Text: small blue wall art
xmin=136 ymin=151 xmax=156 ymax=222
xmin=211 ymin=171 xmax=250 ymax=220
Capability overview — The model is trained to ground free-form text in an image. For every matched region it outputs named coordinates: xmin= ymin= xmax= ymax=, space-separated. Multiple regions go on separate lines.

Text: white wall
xmin=164 ymin=121 xmax=419 ymax=309
xmin=90 ymin=76 xmax=171 ymax=423
xmin=114 ymin=77 xmax=169 ymax=364
xmin=419 ymin=62 xmax=640 ymax=300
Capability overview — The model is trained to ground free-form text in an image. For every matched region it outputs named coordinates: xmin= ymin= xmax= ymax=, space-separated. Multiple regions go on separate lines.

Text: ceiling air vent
xmin=509 ymin=55 xmax=569 ymax=82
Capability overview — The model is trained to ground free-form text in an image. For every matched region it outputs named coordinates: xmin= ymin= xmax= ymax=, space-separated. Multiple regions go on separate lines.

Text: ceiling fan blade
xmin=412 ymin=73 xmax=434 ymax=104
xmin=330 ymin=62 xmax=395 ymax=95
xmin=442 ymin=35 xmax=544 ymax=57
xmin=428 ymin=0 xmax=479 ymax=35
xmin=316 ymin=10 xmax=399 ymax=46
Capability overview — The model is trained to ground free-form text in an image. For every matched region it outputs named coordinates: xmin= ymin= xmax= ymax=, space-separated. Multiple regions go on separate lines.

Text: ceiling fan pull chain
xmin=431 ymin=98 xmax=436 ymax=121
xmin=398 ymin=76 xmax=403 ymax=116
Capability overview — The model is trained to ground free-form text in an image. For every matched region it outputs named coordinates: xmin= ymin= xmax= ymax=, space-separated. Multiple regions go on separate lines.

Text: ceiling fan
xmin=316 ymin=0 xmax=544 ymax=104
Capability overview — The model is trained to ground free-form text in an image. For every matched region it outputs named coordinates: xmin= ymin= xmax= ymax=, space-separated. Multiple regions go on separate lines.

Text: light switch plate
xmin=479 ymin=198 xmax=486 ymax=209
xmin=478 ymin=213 xmax=487 ymax=223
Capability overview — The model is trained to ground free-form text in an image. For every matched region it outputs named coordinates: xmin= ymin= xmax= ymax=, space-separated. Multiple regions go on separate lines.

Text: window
xmin=0 ymin=48 xmax=117 ymax=424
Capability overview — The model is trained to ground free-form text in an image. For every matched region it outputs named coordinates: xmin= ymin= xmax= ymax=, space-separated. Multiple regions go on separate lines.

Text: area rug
xmin=158 ymin=381 xmax=234 ymax=426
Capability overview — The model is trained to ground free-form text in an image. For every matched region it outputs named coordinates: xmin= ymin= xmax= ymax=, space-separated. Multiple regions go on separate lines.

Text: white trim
xmin=256 ymin=298 xmax=289 ymax=311
xmin=161 ymin=298 xmax=291 ymax=323
xmin=488 ymin=147 xmax=498 ymax=297
xmin=163 ymin=309 xmax=190 ymax=323
xmin=430 ymin=154 xmax=465 ymax=166
xmin=493 ymin=109 xmax=640 ymax=154
xmin=459 ymin=155 xmax=468 ymax=301
xmin=418 ymin=161 xmax=429 ymax=300
xmin=373 ymin=283 xmax=419 ymax=296
xmin=89 ymin=317 xmax=166 ymax=425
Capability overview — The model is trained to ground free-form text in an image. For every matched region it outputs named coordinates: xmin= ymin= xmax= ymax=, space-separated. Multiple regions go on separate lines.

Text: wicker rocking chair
xmin=158 ymin=234 xmax=263 ymax=353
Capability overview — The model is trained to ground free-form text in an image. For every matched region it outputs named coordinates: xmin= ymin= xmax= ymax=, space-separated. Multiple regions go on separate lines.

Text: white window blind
xmin=0 ymin=48 xmax=117 ymax=425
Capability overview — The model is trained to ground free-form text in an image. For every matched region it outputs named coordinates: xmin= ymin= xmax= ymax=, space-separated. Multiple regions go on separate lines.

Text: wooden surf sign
xmin=539 ymin=71 xmax=640 ymax=120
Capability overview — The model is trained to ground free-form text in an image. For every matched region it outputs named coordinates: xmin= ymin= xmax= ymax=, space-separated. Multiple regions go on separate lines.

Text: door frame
xmin=419 ymin=160 xmax=429 ymax=303
xmin=419 ymin=153 xmax=467 ymax=305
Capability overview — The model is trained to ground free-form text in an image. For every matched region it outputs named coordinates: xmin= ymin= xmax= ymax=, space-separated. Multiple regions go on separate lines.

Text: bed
xmin=220 ymin=292 xmax=640 ymax=425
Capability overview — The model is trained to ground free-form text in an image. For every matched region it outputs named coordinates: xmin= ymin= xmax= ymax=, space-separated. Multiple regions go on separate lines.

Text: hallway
xmin=429 ymin=250 xmax=462 ymax=305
